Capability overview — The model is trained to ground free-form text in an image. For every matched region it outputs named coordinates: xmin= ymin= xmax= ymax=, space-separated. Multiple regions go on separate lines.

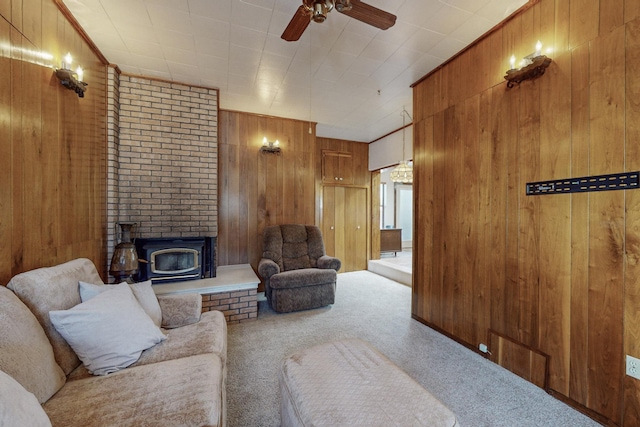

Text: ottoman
xmin=279 ymin=338 xmax=460 ymax=427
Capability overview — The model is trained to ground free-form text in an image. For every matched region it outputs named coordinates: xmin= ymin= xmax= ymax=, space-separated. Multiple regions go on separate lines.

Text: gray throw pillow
xmin=49 ymin=283 xmax=166 ymax=375
xmin=79 ymin=280 xmax=163 ymax=327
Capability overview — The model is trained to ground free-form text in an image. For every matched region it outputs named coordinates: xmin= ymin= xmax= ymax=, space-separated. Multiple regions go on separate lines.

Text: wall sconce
xmin=260 ymin=137 xmax=281 ymax=155
xmin=55 ymin=53 xmax=88 ymax=98
xmin=504 ymin=41 xmax=552 ymax=88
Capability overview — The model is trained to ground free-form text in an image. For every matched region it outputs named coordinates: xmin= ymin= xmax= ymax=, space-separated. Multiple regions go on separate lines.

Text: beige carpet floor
xmin=226 ymin=271 xmax=599 ymax=427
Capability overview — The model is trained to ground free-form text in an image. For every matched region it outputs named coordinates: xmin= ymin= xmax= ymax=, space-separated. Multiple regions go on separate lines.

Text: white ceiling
xmin=63 ymin=0 xmax=528 ymax=142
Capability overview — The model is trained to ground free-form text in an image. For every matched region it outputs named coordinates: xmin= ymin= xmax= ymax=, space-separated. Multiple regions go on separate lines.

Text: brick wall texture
xmin=113 ymin=75 xmax=218 ymax=240
xmin=202 ymin=289 xmax=258 ymax=324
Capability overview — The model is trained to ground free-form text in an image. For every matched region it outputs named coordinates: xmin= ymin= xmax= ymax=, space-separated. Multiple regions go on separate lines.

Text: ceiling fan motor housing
xmin=309 ymin=0 xmax=334 ymax=22
xmin=282 ymin=0 xmax=396 ymax=42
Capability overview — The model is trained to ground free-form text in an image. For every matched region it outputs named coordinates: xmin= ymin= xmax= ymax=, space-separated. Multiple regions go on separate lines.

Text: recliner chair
xmin=258 ymin=224 xmax=341 ymax=313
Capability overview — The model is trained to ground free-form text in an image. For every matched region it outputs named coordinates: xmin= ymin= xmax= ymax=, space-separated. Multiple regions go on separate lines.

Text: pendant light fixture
xmin=390 ymin=107 xmax=413 ymax=184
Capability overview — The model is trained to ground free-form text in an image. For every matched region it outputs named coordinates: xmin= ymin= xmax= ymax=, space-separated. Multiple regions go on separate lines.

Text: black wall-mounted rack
xmin=526 ymin=172 xmax=639 ymax=195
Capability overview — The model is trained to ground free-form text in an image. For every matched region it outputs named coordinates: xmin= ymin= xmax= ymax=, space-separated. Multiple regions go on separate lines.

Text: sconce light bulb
xmin=63 ymin=52 xmax=73 ymax=69
xmin=263 ymin=137 xmax=268 ymax=146
xmin=509 ymin=55 xmax=516 ymax=70
xmin=76 ymin=66 xmax=83 ymax=82
xmin=535 ymin=40 xmax=542 ymax=54
xmin=275 ymin=140 xmax=280 ymax=147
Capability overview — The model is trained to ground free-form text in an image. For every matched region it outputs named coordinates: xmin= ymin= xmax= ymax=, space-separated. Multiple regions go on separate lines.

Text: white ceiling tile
xmin=372 ymin=61 xmax=410 ymax=86
xmin=89 ymin=32 xmax=128 ymax=52
xmin=188 ymin=0 xmax=232 ymax=20
xmin=375 ymin=21 xmax=420 ymax=47
xmin=263 ymin=33 xmax=300 ymax=58
xmin=194 ymin=37 xmax=229 ymax=58
xmin=229 ymin=45 xmax=262 ymax=69
xmin=427 ymin=37 xmax=467 ymax=60
xmin=162 ymin=47 xmax=199 ymax=67
xmin=273 ymin=0 xmax=298 ymax=14
xmin=395 ymin=0 xmax=443 ymax=26
xmin=100 ymin=0 xmax=152 ymax=26
xmin=156 ymin=30 xmax=196 ymax=51
xmin=240 ymin=0 xmax=275 ymax=11
xmin=402 ymin=28 xmax=445 ymax=53
xmin=139 ymin=68 xmax=172 ymax=81
xmin=449 ymin=14 xmax=493 ymax=44
xmin=114 ymin=23 xmax=157 ymax=44
xmin=166 ymin=61 xmax=201 ymax=79
xmin=231 ymin=0 xmax=271 ymax=32
xmin=123 ymin=39 xmax=163 ymax=58
xmin=476 ymin=0 xmax=528 ymax=21
xmin=64 ymin=0 xmax=529 ymax=142
xmin=421 ymin=4 xmax=472 ymax=35
xmin=146 ymin=4 xmax=191 ymax=31
xmin=332 ymin=31 xmax=372 ymax=56
xmin=229 ymin=24 xmax=268 ymax=50
xmin=438 ymin=0 xmax=490 ymax=14
xmin=343 ymin=18 xmax=381 ymax=38
xmin=412 ymin=53 xmax=446 ymax=78
xmin=348 ymin=56 xmax=383 ymax=77
xmin=269 ymin=10 xmax=297 ymax=38
xmin=360 ymin=38 xmax=397 ymax=62
xmin=146 ymin=0 xmax=188 ymax=13
xmin=190 ymin=16 xmax=230 ymax=40
xmin=132 ymin=54 xmax=171 ymax=73
xmin=259 ymin=51 xmax=292 ymax=71
xmin=197 ymin=54 xmax=228 ymax=71
xmin=386 ymin=46 xmax=423 ymax=70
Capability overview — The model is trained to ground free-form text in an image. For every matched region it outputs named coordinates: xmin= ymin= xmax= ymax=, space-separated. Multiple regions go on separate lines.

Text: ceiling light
xmin=390 ymin=107 xmax=413 ymax=184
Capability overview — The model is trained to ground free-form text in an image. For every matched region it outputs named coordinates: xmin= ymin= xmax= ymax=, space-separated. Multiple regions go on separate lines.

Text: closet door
xmin=321 ymin=186 xmax=368 ymax=272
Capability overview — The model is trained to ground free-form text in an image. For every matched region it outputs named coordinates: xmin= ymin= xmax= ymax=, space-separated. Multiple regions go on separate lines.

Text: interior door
xmin=344 ymin=187 xmax=367 ymax=271
xmin=322 ymin=186 xmax=368 ymax=272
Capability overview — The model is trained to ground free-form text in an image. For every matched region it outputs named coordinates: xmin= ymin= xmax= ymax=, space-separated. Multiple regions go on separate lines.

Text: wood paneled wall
xmin=0 ymin=0 xmax=108 ymax=285
xmin=217 ymin=112 xmax=372 ymax=276
xmin=217 ymin=111 xmax=317 ymax=272
xmin=412 ymin=0 xmax=640 ymax=424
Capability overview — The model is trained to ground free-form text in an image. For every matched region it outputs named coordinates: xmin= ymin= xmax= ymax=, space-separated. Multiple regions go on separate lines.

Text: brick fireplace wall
xmin=107 ymin=74 xmax=218 ymax=259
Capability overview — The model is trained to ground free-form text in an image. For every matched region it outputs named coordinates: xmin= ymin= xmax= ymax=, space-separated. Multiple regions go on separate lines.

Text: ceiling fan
xmin=281 ymin=0 xmax=397 ymax=42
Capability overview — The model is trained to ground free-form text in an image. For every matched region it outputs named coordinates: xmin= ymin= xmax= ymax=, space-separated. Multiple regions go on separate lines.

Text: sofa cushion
xmin=0 ymin=370 xmax=52 ymax=427
xmin=49 ymin=283 xmax=166 ymax=376
xmin=157 ymin=293 xmax=203 ymax=329
xmin=79 ymin=280 xmax=163 ymax=327
xmin=270 ymin=268 xmax=337 ymax=290
xmin=67 ymin=310 xmax=228 ymax=381
xmin=7 ymin=258 xmax=103 ymax=375
xmin=44 ymin=354 xmax=224 ymax=427
xmin=0 ymin=286 xmax=65 ymax=403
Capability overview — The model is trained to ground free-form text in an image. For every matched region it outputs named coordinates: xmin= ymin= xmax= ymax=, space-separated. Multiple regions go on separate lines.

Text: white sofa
xmin=0 ymin=258 xmax=227 ymax=427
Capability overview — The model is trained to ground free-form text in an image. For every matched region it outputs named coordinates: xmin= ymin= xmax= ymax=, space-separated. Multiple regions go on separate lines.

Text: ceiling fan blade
xmin=281 ymin=5 xmax=311 ymax=41
xmin=338 ymin=0 xmax=396 ymax=30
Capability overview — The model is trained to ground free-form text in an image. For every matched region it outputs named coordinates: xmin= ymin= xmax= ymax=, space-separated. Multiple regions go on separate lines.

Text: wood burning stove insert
xmin=135 ymin=236 xmax=216 ymax=284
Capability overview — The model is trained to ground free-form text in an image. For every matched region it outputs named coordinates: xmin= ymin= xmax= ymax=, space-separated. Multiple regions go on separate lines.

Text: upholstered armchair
xmin=258 ymin=224 xmax=341 ymax=313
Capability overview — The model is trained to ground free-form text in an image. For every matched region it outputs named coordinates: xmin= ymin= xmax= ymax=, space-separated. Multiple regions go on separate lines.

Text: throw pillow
xmin=129 ymin=281 xmax=163 ymax=328
xmin=0 ymin=286 xmax=66 ymax=404
xmin=49 ymin=283 xmax=166 ymax=375
xmin=0 ymin=370 xmax=52 ymax=427
xmin=79 ymin=280 xmax=163 ymax=327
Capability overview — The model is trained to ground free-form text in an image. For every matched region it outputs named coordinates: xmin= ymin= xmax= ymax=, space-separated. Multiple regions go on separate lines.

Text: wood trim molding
xmin=52 ymin=0 xmax=109 ymax=65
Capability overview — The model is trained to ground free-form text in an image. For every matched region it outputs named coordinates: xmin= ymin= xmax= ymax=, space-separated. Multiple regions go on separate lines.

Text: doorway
xmin=395 ymin=183 xmax=413 ymax=250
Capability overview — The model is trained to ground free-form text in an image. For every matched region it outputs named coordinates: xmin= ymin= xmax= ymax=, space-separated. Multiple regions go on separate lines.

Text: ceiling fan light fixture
xmin=283 ymin=0 xmax=396 ymax=41
xmin=311 ymin=1 xmax=333 ymax=23
xmin=335 ymin=0 xmax=352 ymax=12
